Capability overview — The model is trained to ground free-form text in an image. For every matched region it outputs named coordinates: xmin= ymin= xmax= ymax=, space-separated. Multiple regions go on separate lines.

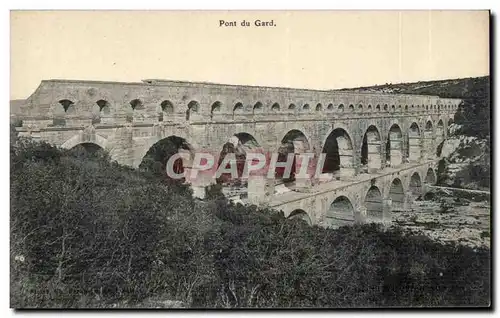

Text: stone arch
xmin=364 ymin=186 xmax=383 ymax=222
xmin=233 ymin=102 xmax=244 ymax=114
xmin=96 ymin=99 xmax=111 ymax=114
xmin=425 ymin=168 xmax=436 ymax=185
xmin=59 ymin=99 xmax=75 ymax=113
xmin=367 ymin=104 xmax=372 ymax=111
xmin=391 ymin=105 xmax=396 ymax=112
xmin=302 ymin=103 xmax=310 ymax=111
xmin=404 ymin=105 xmax=408 ymax=112
xmin=376 ymin=104 xmax=381 ymax=111
xmin=61 ymin=132 xmax=108 ymax=150
xmin=409 ymin=172 xmax=422 ymax=196
xmin=316 ymin=103 xmax=323 ymax=111
xmin=358 ymin=104 xmax=363 ymax=112
xmin=383 ymin=104 xmax=388 ymax=111
xmin=408 ymin=122 xmax=421 ymax=162
xmin=130 ymin=99 xmax=144 ymax=110
xmin=271 ymin=102 xmax=280 ymax=111
xmin=211 ymin=101 xmax=222 ymax=114
xmin=287 ymin=209 xmax=312 ymax=225
xmin=139 ymin=135 xmax=194 ymax=180
xmin=68 ymin=142 xmax=104 ymax=155
xmin=327 ymin=103 xmax=334 ymax=110
xmin=386 ymin=124 xmax=403 ymax=167
xmin=437 ymin=119 xmax=445 ymax=138
xmin=276 ymin=130 xmax=311 ymax=182
xmin=348 ymin=104 xmax=354 ymax=112
xmin=161 ymin=100 xmax=174 ymax=114
xmin=360 ymin=125 xmax=382 ymax=173
xmin=338 ymin=104 xmax=344 ymax=112
xmin=288 ymin=103 xmax=296 ymax=110
xmin=253 ymin=101 xmax=263 ymax=114
xmin=216 ymin=132 xmax=262 ymax=184
xmin=321 ymin=128 xmax=354 ymax=178
xmin=389 ymin=178 xmax=405 ymax=212
xmin=423 ymin=120 xmax=434 ymax=159
xmin=327 ymin=195 xmax=356 ymax=227
xmin=186 ymin=100 xmax=199 ymax=120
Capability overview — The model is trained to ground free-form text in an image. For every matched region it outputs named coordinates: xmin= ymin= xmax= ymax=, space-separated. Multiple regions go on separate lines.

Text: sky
xmin=10 ymin=10 xmax=489 ymax=99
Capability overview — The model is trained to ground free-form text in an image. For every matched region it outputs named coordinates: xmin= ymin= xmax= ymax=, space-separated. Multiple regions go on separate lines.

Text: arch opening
xmin=327 ymin=196 xmax=356 ymax=227
xmin=186 ymin=101 xmax=199 ymax=120
xmin=130 ymin=99 xmax=144 ymax=110
xmin=425 ymin=168 xmax=436 ymax=185
xmin=68 ymin=142 xmax=104 ymax=157
xmin=360 ymin=125 xmax=382 ymax=173
xmin=302 ymin=103 xmax=310 ymax=111
xmin=288 ymin=209 xmax=312 ymax=225
xmin=253 ymin=102 xmax=263 ymax=114
xmin=389 ymin=178 xmax=405 ymax=212
xmin=211 ymin=101 xmax=222 ymax=115
xmin=216 ymin=132 xmax=261 ymax=185
xmin=338 ymin=104 xmax=344 ymax=112
xmin=386 ymin=124 xmax=403 ymax=167
xmin=364 ymin=186 xmax=383 ymax=222
xmin=276 ymin=130 xmax=310 ymax=184
xmin=424 ymin=121 xmax=434 ymax=159
xmin=408 ymin=122 xmax=421 ymax=162
xmin=288 ymin=103 xmax=296 ymax=110
xmin=271 ymin=103 xmax=280 ymax=111
xmin=96 ymin=99 xmax=110 ymax=114
xmin=59 ymin=99 xmax=75 ymax=113
xmin=321 ymin=128 xmax=354 ymax=178
xmin=139 ymin=136 xmax=193 ymax=180
xmin=409 ymin=172 xmax=422 ymax=197
xmin=316 ymin=103 xmax=323 ymax=111
xmin=437 ymin=119 xmax=445 ymax=139
xmin=161 ymin=100 xmax=174 ymax=114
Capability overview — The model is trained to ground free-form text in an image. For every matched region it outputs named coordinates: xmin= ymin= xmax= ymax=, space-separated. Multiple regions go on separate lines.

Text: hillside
xmin=340 ymin=76 xmax=491 ymax=190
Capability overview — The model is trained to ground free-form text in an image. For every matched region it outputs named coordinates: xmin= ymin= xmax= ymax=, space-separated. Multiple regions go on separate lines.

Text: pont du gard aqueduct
xmin=16 ymin=79 xmax=461 ymax=228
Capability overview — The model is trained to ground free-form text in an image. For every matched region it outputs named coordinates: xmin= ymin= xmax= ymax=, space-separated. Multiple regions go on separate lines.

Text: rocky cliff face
xmin=437 ymin=124 xmax=490 ymax=190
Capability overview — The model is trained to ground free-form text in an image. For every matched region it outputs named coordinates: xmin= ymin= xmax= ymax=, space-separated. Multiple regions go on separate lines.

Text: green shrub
xmin=10 ymin=141 xmax=491 ymax=308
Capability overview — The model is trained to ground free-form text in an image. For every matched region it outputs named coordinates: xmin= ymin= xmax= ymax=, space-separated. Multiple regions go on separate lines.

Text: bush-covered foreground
xmin=10 ymin=139 xmax=491 ymax=308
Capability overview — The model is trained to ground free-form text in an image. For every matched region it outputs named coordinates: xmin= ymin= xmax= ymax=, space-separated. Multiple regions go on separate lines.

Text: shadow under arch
xmin=408 ymin=122 xmax=421 ymax=162
xmin=327 ymin=195 xmax=357 ymax=227
xmin=321 ymin=128 xmax=354 ymax=179
xmin=409 ymin=172 xmax=422 ymax=197
xmin=216 ymin=132 xmax=261 ymax=185
xmin=275 ymin=129 xmax=311 ymax=183
xmin=425 ymin=168 xmax=437 ymax=185
xmin=364 ymin=186 xmax=383 ymax=222
xmin=389 ymin=178 xmax=405 ymax=212
xmin=287 ymin=209 xmax=312 ymax=225
xmin=386 ymin=124 xmax=403 ymax=167
xmin=139 ymin=135 xmax=194 ymax=180
xmin=360 ymin=125 xmax=382 ymax=173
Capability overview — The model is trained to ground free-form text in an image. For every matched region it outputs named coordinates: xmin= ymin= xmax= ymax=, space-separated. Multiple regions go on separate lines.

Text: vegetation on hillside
xmin=10 ymin=135 xmax=491 ymax=308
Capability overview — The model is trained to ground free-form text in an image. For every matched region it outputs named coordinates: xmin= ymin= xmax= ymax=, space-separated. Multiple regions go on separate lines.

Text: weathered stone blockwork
xmin=16 ymin=79 xmax=461 ymax=227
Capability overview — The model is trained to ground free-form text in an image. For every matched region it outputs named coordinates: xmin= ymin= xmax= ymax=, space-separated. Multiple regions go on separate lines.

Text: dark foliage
xmin=11 ymin=141 xmax=490 ymax=308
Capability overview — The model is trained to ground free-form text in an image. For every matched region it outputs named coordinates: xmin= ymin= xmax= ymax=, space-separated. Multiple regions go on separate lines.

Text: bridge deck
xmin=267 ymin=160 xmax=437 ymax=208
